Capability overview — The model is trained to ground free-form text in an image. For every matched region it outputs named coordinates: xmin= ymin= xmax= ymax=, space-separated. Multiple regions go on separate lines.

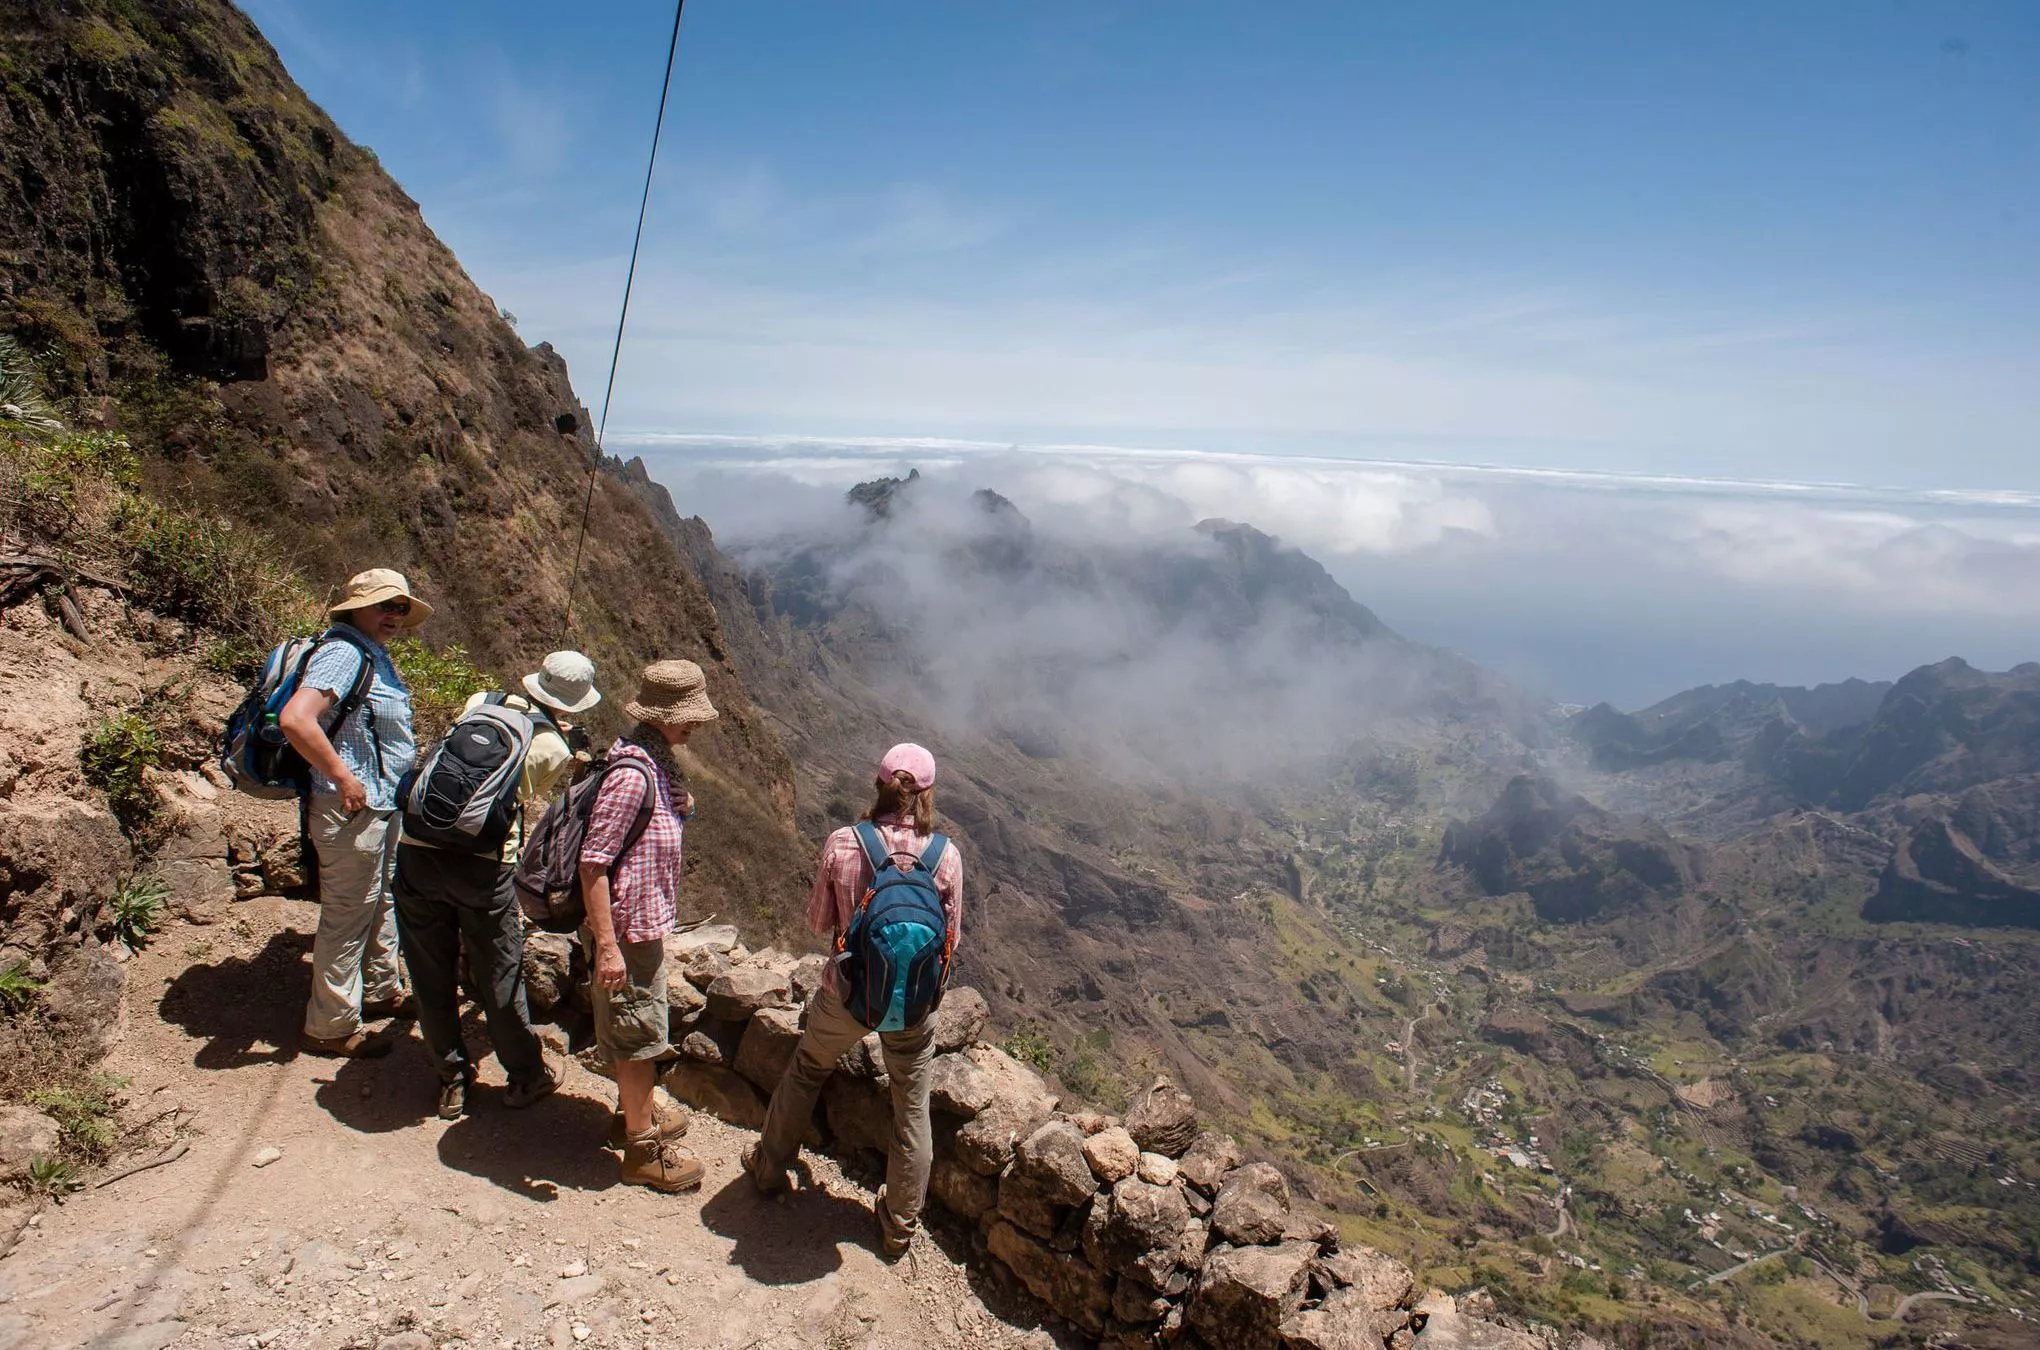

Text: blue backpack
xmin=219 ymin=628 xmax=378 ymax=800
xmin=838 ymin=823 xmax=952 ymax=1032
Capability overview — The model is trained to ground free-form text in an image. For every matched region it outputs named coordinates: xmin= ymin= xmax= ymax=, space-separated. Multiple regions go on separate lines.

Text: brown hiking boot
xmin=301 ymin=1029 xmax=392 ymax=1059
xmin=618 ymin=1131 xmax=704 ymax=1193
xmin=606 ymin=1100 xmax=690 ymax=1150
xmin=362 ymin=992 xmax=418 ymax=1021
xmin=437 ymin=1077 xmax=470 ymax=1121
xmin=742 ymin=1141 xmax=788 ymax=1196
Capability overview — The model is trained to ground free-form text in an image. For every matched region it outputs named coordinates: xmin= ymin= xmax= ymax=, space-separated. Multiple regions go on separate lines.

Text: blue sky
xmin=245 ymin=0 xmax=2038 ymax=489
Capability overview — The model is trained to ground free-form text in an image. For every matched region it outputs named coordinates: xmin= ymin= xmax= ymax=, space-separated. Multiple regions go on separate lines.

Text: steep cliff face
xmin=0 ymin=0 xmax=810 ymax=935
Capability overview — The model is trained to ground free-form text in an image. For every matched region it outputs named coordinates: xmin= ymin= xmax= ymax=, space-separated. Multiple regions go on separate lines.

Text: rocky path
xmin=0 ymin=898 xmax=1056 ymax=1350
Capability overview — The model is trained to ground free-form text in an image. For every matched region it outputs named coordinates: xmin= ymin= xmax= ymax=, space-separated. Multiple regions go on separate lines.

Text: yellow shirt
xmin=399 ymin=691 xmax=573 ymax=865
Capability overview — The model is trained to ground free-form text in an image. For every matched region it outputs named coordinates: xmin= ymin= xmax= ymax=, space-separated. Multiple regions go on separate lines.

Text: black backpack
xmin=397 ymin=694 xmax=537 ymax=854
xmin=513 ymin=752 xmax=656 ymax=933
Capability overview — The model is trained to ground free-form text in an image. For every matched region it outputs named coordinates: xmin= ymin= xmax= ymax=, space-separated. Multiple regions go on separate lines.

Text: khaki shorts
xmin=585 ymin=934 xmax=670 ymax=1063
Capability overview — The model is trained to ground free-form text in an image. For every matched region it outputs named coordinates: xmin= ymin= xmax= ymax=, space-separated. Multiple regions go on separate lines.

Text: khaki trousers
xmin=758 ymin=985 xmax=938 ymax=1236
xmin=302 ymin=797 xmax=405 ymax=1039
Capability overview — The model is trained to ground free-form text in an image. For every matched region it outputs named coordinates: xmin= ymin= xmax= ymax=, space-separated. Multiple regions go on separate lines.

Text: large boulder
xmin=44 ymin=944 xmax=125 ymax=1060
xmin=1313 ymin=1247 xmax=1415 ymax=1312
xmin=0 ymin=1105 xmax=60 ymax=1182
xmin=1082 ymin=1176 xmax=1192 ymax=1282
xmin=1012 ymin=1119 xmax=1098 ymax=1208
xmin=986 ymin=1219 xmax=1113 ymax=1336
xmin=1213 ymin=1162 xmax=1292 ymax=1246
xmin=660 ymin=1062 xmax=767 ymax=1129
xmin=1083 ymin=1126 xmax=1141 ymax=1183
xmin=929 ymin=1158 xmax=999 ymax=1220
xmin=930 ymin=1043 xmax=1057 ymax=1121
xmin=0 ymin=798 xmax=131 ymax=935
xmin=733 ymin=1006 xmax=803 ymax=1093
xmin=955 ymin=1102 xmax=1048 ymax=1177
xmin=931 ymin=985 xmax=989 ymax=1051
xmin=704 ymin=967 xmax=791 ymax=1022
xmin=1188 ymin=1241 xmax=1317 ymax=1350
xmin=1280 ymin=1290 xmax=1410 ymax=1350
xmin=996 ymin=1168 xmax=1072 ymax=1241
xmin=521 ymin=932 xmax=576 ymax=1018
xmin=1178 ymin=1131 xmax=1244 ymax=1195
xmin=1125 ymin=1077 xmax=1199 ymax=1158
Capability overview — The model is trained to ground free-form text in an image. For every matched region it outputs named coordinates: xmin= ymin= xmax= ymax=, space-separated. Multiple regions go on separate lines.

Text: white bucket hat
xmin=522 ymin=650 xmax=601 ymax=715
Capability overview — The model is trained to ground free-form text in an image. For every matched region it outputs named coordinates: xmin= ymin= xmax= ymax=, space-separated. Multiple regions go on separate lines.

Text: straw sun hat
xmin=625 ymin=659 xmax=719 ymax=726
xmin=328 ymin=568 xmax=432 ymax=629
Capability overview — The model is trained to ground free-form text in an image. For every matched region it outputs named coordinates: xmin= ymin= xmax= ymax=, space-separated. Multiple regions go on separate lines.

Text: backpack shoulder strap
xmin=604 ymin=757 xmax=659 ymax=876
xmin=851 ymin=821 xmax=889 ymax=875
xmin=917 ymin=832 xmax=948 ymax=875
xmin=317 ymin=628 xmax=378 ymax=724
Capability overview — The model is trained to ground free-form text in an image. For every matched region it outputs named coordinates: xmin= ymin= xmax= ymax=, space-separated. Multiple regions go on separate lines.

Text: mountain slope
xmin=0 ymin=0 xmax=809 ymax=935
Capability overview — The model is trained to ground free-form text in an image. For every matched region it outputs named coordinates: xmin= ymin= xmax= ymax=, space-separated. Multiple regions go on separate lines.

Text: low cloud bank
xmin=625 ymin=435 xmax=2040 ymax=708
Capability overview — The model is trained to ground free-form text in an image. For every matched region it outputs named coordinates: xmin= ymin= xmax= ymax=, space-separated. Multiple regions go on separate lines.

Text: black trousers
xmin=392 ymin=843 xmax=545 ymax=1087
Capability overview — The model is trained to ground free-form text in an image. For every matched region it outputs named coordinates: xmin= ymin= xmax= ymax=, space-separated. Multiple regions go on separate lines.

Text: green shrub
xmin=81 ymin=712 xmax=163 ymax=832
xmin=24 ymin=1155 xmax=79 ymax=1199
xmin=109 ymin=875 xmax=168 ymax=949
xmin=29 ymin=1073 xmax=125 ymax=1162
xmin=389 ymin=637 xmax=491 ymax=742
xmin=0 ymin=962 xmax=43 ymax=1012
xmin=1002 ymin=1021 xmax=1057 ymax=1074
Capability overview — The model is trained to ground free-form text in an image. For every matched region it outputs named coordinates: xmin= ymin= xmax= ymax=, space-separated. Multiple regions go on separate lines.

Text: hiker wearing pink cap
xmin=747 ymin=742 xmax=964 ymax=1259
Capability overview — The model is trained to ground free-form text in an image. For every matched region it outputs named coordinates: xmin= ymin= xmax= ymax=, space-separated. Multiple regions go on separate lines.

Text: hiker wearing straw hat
xmin=279 ymin=568 xmax=428 ymax=1058
xmin=391 ymin=650 xmax=601 ymax=1119
xmin=576 ymin=659 xmax=718 ymax=1191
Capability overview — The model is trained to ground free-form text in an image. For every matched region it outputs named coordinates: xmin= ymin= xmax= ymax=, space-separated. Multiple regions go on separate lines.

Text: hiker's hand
xmin=676 ymin=788 xmax=694 ymax=819
xmin=337 ymin=773 xmax=368 ymax=814
xmin=595 ymin=940 xmax=627 ymax=991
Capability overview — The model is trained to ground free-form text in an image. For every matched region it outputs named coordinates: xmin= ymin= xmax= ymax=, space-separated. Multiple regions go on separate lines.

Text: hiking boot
xmin=741 ymin=1141 xmax=788 ymax=1196
xmin=618 ymin=1132 xmax=704 ymax=1193
xmin=438 ymin=1077 xmax=471 ymax=1121
xmin=606 ymin=1099 xmax=690 ymax=1149
xmin=504 ymin=1056 xmax=563 ymax=1110
xmin=301 ymin=1029 xmax=392 ymax=1059
xmin=362 ymin=992 xmax=418 ymax=1021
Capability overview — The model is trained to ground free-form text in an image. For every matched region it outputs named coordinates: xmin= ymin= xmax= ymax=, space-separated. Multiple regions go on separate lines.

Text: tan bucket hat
xmin=328 ymin=567 xmax=432 ymax=629
xmin=625 ymin=659 xmax=718 ymax=726
xmin=522 ymin=650 xmax=602 ymax=715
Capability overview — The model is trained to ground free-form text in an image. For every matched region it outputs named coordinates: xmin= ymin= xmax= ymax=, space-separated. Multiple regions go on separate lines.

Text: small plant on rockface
xmin=389 ymin=637 xmax=491 ymax=743
xmin=0 ymin=962 xmax=43 ymax=1012
xmin=30 ymin=1073 xmax=125 ymax=1163
xmin=81 ymin=711 xmax=163 ymax=833
xmin=1001 ymin=1020 xmax=1057 ymax=1075
xmin=0 ymin=334 xmax=62 ymax=432
xmin=23 ymin=1154 xmax=80 ymax=1199
xmin=108 ymin=876 xmax=168 ymax=949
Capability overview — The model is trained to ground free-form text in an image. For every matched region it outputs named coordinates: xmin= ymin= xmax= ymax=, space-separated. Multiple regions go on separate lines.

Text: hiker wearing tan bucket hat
xmin=577 ymin=659 xmax=717 ymax=1191
xmin=279 ymin=568 xmax=429 ymax=1058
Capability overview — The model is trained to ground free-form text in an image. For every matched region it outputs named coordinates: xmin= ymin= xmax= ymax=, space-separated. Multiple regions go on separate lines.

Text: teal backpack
xmin=837 ymin=823 xmax=952 ymax=1032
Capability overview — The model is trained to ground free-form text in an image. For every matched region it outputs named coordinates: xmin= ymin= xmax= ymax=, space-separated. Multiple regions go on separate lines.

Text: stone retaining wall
xmin=525 ymin=924 xmax=1568 ymax=1350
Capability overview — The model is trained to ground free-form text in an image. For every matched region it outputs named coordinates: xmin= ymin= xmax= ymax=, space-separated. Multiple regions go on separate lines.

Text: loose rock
xmin=1082 ymin=1126 xmax=1140 ymax=1183
xmin=1137 ymin=1151 xmax=1179 ymax=1186
xmin=1013 ymin=1118 xmax=1098 ymax=1208
xmin=0 ymin=1105 xmax=60 ymax=1182
xmin=678 ymin=1031 xmax=724 ymax=1065
xmin=931 ymin=985 xmax=989 ymax=1051
xmin=1212 ymin=1162 xmax=1292 ymax=1246
xmin=660 ymin=1062 xmax=767 ymax=1129
xmin=250 ymin=1146 xmax=283 ymax=1169
xmin=521 ymin=932 xmax=576 ymax=1018
xmin=1179 ymin=1131 xmax=1244 ymax=1195
xmin=1187 ymin=1240 xmax=1317 ymax=1350
xmin=733 ymin=1005 xmax=802 ymax=1092
xmin=1312 ymin=1247 xmax=1414 ymax=1310
xmin=1125 ymin=1077 xmax=1199 ymax=1158
xmin=704 ymin=967 xmax=791 ymax=1021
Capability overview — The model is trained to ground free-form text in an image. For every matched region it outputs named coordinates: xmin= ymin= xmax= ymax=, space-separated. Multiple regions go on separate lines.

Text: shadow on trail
xmin=310 ymin=1035 xmax=438 ymax=1133
xmin=157 ymin=928 xmax=310 ymax=1069
xmin=436 ymin=1091 xmax=618 ymax=1201
xmin=697 ymin=1168 xmax=876 ymax=1286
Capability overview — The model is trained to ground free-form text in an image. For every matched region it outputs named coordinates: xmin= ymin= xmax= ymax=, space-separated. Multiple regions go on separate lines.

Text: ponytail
xmin=866 ymin=769 xmax=935 ymax=837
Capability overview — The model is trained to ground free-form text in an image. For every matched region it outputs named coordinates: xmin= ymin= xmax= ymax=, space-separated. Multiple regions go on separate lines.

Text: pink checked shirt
xmin=579 ymin=740 xmax=688 ymax=944
xmin=809 ymin=815 xmax=964 ymax=1000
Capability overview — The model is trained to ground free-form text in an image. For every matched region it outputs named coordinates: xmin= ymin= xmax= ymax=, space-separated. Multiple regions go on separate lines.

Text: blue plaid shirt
xmin=300 ymin=624 xmax=415 ymax=811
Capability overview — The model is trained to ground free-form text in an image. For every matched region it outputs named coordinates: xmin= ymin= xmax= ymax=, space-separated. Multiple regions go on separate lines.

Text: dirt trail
xmin=0 ymin=896 xmax=1055 ymax=1350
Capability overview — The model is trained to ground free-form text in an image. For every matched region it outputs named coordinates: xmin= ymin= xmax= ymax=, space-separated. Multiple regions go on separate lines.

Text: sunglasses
xmin=373 ymin=599 xmax=412 ymax=616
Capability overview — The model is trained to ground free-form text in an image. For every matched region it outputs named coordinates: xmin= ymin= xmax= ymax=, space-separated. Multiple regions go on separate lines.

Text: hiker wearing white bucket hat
xmin=523 ymin=650 xmax=602 ymax=715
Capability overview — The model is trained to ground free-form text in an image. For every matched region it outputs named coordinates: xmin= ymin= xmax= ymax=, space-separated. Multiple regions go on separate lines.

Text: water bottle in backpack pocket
xmin=397 ymin=694 xmax=536 ymax=853
xmin=838 ymin=822 xmax=952 ymax=1032
xmin=219 ymin=629 xmax=375 ymax=800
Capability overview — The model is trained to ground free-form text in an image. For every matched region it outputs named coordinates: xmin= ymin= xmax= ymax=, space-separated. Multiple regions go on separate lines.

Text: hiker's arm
xmin=579 ymin=863 xmax=627 ymax=990
xmin=279 ymin=687 xmax=367 ymax=813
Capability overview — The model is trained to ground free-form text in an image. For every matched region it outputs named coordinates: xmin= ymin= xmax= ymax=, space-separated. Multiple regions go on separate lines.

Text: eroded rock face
xmin=1125 ymin=1077 xmax=1199 ymax=1158
xmin=1213 ymin=1162 xmax=1292 ymax=1247
xmin=986 ymin=1219 xmax=1113 ymax=1336
xmin=1188 ymin=1240 xmax=1318 ymax=1350
xmin=44 ymin=943 xmax=124 ymax=1060
xmin=1409 ymin=1294 xmax=1547 ymax=1350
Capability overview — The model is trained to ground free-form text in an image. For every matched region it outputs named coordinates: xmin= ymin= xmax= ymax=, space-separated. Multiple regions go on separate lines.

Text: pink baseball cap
xmin=879 ymin=742 xmax=937 ymax=790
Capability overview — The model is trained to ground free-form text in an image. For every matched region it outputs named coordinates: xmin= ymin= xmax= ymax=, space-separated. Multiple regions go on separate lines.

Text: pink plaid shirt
xmin=809 ymin=815 xmax=964 ymax=999
xmin=579 ymin=740 xmax=687 ymax=944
